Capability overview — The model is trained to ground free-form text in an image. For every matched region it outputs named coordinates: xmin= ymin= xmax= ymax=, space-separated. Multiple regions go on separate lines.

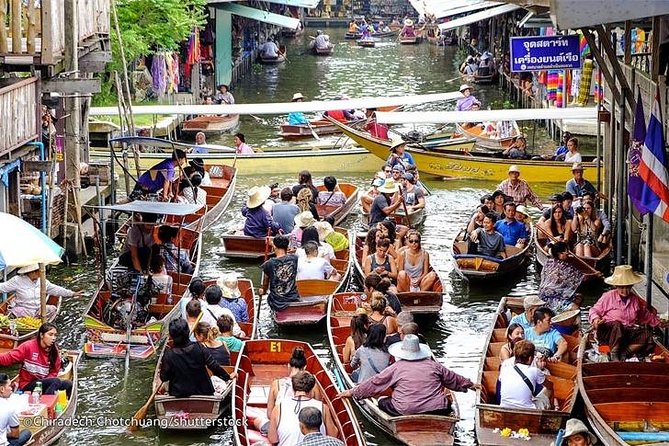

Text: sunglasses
xmin=384 ymin=169 xmax=391 ymax=173
xmin=408 ymin=239 xmax=419 ymax=243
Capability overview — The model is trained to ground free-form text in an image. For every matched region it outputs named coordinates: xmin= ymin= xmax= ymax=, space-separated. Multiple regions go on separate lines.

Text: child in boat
xmin=216 ymin=314 xmax=243 ymax=353
xmin=156 ymin=225 xmax=195 ymax=274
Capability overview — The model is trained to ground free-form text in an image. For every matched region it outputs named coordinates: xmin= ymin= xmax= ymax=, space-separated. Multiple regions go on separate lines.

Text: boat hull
xmin=258 ymin=53 xmax=286 ymax=64
xmin=221 ymin=233 xmax=271 ymax=259
xmin=313 ymin=46 xmax=334 ymax=55
xmin=0 ymin=294 xmax=61 ymax=354
xmin=457 ymin=123 xmax=518 ymax=150
xmin=534 ymin=234 xmax=610 ymax=283
xmin=316 ymin=183 xmax=359 ymax=226
xmin=181 ymin=114 xmax=239 ymax=135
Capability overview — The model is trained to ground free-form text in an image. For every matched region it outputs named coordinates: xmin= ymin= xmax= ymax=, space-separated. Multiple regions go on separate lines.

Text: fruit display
xmin=14 ymin=316 xmax=42 ymax=333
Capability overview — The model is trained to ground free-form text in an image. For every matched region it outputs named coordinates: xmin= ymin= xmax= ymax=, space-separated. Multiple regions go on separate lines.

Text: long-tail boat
xmin=221 ymin=232 xmax=272 ymax=260
xmin=151 ymin=278 xmax=258 ymax=429
xmin=0 ymin=294 xmax=61 ymax=354
xmin=534 ymin=233 xmax=611 ymax=283
xmin=476 ymin=297 xmax=580 ymax=445
xmin=456 ymin=122 xmax=520 ymax=150
xmin=232 ymin=339 xmax=366 ymax=445
xmin=181 ymin=114 xmax=240 ymax=136
xmin=316 ymin=182 xmax=359 ymax=226
xmin=328 ymin=292 xmax=459 ymax=445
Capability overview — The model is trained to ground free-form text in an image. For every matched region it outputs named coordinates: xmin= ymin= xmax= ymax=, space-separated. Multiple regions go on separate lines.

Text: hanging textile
xmin=556 ymin=71 xmax=564 ymax=107
xmin=593 ymin=67 xmax=603 ymax=104
xmin=165 ymin=53 xmax=174 ymax=94
xmin=187 ymin=27 xmax=201 ymax=65
xmin=172 ymin=53 xmax=180 ymax=93
xmin=576 ymin=59 xmax=594 ymax=106
xmin=151 ymin=53 xmax=167 ymax=96
xmin=547 ymin=70 xmax=558 ymax=102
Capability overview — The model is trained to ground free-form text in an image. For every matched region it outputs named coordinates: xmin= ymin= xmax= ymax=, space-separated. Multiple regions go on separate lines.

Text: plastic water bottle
xmin=166 ymin=294 xmax=173 ymax=305
xmin=32 ymin=382 xmax=42 ymax=404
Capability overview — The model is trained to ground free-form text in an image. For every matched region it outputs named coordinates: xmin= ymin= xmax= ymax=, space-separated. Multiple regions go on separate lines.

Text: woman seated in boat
xmin=293 ymin=170 xmax=319 ymax=204
xmin=340 ymin=334 xmax=478 ymax=416
xmin=159 ymin=319 xmax=234 ymax=398
xmin=234 ymin=133 xmax=254 ymax=155
xmin=538 ymin=204 xmax=573 ymax=243
xmin=499 ymin=340 xmax=552 ymax=410
xmin=216 ymin=314 xmax=243 ymax=353
xmin=490 ymin=190 xmax=506 ymax=219
xmin=145 ymin=249 xmax=173 ymax=296
xmin=297 ymin=227 xmax=335 ymax=261
xmin=559 ymin=419 xmax=597 ymax=446
xmin=347 ymin=20 xmax=358 ymax=34
xmin=296 ymin=188 xmax=320 ymax=222
xmin=579 ymin=192 xmax=611 ymax=246
xmin=589 ymin=265 xmax=665 ymax=361
xmin=571 ymin=200 xmax=602 ymax=258
xmin=317 ymin=176 xmax=347 ymax=207
xmin=180 ymin=278 xmax=206 ymax=319
xmin=466 ymin=205 xmax=490 ymax=235
xmin=386 ymin=141 xmax=416 ymax=169
xmin=214 ymin=84 xmax=234 ymax=105
xmin=502 ymin=136 xmax=528 ymax=159
xmin=178 ymin=172 xmax=207 ymax=205
xmin=396 ymin=230 xmax=437 ymax=293
xmin=194 ymin=321 xmax=230 ymax=365
xmin=242 ymin=186 xmax=281 ymax=239
xmin=156 ymin=225 xmax=195 ymax=274
xmin=365 ymin=109 xmax=390 ymax=140
xmin=287 ymin=93 xmax=309 ymax=125
xmin=364 ymin=273 xmax=401 ymax=315
xmin=351 ymin=324 xmax=390 ymax=383
xmin=499 ymin=323 xmax=525 ymax=361
xmin=368 ymin=293 xmax=399 ymax=337
xmin=0 ymin=323 xmax=72 ymax=396
xmin=524 ymin=307 xmax=568 ymax=362
xmin=363 ymin=238 xmax=398 ymax=283
xmin=268 ymin=371 xmax=338 ymax=446
xmin=314 ymin=221 xmax=348 ymax=253
xmin=468 ymin=213 xmax=506 ymax=259
xmin=296 ymin=242 xmax=340 ymax=281
xmin=119 ymin=212 xmax=158 ymax=272
xmin=377 ymin=219 xmax=406 ymax=257
xmin=216 ymin=274 xmax=249 ymax=323
xmin=189 ymin=158 xmax=212 ymax=186
xmin=185 ymin=299 xmax=203 ymax=340
xmin=514 ymin=205 xmax=531 ymax=232
xmin=343 ymin=313 xmax=369 ymax=364
xmin=563 ymin=137 xmax=582 ymax=163
xmin=538 ymin=242 xmax=586 ymax=313
xmin=0 ymin=264 xmax=80 ymax=319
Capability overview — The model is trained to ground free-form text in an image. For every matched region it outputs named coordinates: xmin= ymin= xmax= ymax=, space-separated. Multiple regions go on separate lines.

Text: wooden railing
xmin=0 ymin=78 xmax=39 ymax=156
xmin=0 ymin=0 xmax=108 ymax=65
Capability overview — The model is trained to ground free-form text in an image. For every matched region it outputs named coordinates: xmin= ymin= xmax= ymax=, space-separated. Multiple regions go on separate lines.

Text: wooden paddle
xmin=535 ymin=224 xmax=602 ymax=276
xmin=128 ymin=381 xmax=163 ymax=432
xmin=263 ymin=227 xmax=272 ymax=262
xmin=306 ymin=120 xmax=321 ymax=141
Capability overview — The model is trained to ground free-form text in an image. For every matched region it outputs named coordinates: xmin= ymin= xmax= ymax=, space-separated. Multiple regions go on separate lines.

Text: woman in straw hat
xmin=242 ymin=185 xmax=280 ymax=238
xmin=339 ymin=334 xmax=480 ymax=416
xmin=557 ymin=418 xmax=597 ymax=446
xmin=588 ymin=265 xmax=666 ymax=361
xmin=216 ymin=273 xmax=249 ymax=323
xmin=456 ymin=84 xmax=479 ymax=111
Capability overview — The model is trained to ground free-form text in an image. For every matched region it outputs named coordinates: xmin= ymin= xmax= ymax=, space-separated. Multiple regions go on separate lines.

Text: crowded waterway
xmin=50 ymin=28 xmax=603 ymax=445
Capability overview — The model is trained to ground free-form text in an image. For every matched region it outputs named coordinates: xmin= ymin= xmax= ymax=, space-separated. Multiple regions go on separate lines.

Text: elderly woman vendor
xmin=0 ymin=264 xmax=81 ymax=318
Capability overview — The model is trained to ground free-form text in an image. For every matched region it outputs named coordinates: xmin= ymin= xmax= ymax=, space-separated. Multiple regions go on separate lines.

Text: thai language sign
xmin=510 ymin=35 xmax=581 ymax=72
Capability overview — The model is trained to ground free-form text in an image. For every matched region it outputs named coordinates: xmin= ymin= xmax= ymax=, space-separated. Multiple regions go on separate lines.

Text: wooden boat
xmin=361 ymin=206 xmax=425 ymax=229
xmin=577 ymin=329 xmax=669 ymax=445
xmin=451 ymin=226 xmax=533 ymax=280
xmin=534 ymin=233 xmax=611 ymax=283
xmin=83 ymin=225 xmax=201 ymax=360
xmin=221 ymin=232 xmax=272 ymax=260
xmin=271 ymin=228 xmax=352 ymax=326
xmin=258 ymin=50 xmax=286 ymax=64
xmin=151 ymin=278 xmax=257 ymax=430
xmin=282 ymin=26 xmax=304 ymax=38
xmin=476 ymin=297 xmax=580 ymax=445
xmin=18 ymin=351 xmax=81 ymax=445
xmin=232 ymin=339 xmax=366 ymax=445
xmin=328 ymin=292 xmax=459 ymax=445
xmin=0 ymin=294 xmax=61 ymax=354
xmin=181 ymin=114 xmax=239 ymax=136
xmin=357 ymin=38 xmax=376 ymax=47
xmin=474 ymin=71 xmax=498 ymax=85
xmin=399 ymin=35 xmax=420 ymax=45
xmin=328 ymin=118 xmax=601 ymax=183
xmin=280 ymin=119 xmax=350 ymax=139
xmin=346 ymin=30 xmax=398 ymax=39
xmin=316 ymin=182 xmax=359 ymax=226
xmin=456 ymin=122 xmax=520 ymax=150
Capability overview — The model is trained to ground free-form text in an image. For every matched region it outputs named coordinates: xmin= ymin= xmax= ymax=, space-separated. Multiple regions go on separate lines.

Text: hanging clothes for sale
xmin=576 ymin=59 xmax=594 ymax=106
xmin=556 ymin=71 xmax=564 ymax=107
xmin=547 ymin=70 xmax=558 ymax=102
xmin=151 ymin=53 xmax=167 ymax=96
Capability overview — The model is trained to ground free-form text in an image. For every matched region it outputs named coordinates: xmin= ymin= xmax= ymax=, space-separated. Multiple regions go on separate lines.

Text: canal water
xmin=50 ymin=28 xmax=600 ymax=445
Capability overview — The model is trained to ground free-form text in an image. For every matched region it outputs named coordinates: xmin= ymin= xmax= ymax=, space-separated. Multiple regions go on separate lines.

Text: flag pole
xmin=645 ymin=214 xmax=653 ymax=307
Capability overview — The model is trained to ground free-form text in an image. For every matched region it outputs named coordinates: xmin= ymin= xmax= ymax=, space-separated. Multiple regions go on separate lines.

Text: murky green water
xmin=48 ymin=28 xmax=602 ymax=445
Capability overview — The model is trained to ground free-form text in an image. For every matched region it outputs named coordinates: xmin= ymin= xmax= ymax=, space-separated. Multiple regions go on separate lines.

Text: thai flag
xmin=638 ymin=89 xmax=669 ymax=223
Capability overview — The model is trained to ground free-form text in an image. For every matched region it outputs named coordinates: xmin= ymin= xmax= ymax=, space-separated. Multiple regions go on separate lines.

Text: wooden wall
xmin=0 ymin=78 xmax=39 ymax=156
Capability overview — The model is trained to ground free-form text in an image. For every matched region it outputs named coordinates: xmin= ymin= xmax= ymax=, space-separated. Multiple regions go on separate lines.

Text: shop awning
xmin=437 ymin=2 xmax=503 ymax=19
xmin=549 ymin=0 xmax=669 ymax=30
xmin=438 ymin=3 xmax=522 ymax=31
xmin=214 ymin=3 xmax=301 ymax=29
xmin=209 ymin=0 xmax=319 ymax=8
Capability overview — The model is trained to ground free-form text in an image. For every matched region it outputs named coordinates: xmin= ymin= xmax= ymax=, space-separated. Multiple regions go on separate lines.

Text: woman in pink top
xmin=234 ymin=133 xmax=254 ymax=154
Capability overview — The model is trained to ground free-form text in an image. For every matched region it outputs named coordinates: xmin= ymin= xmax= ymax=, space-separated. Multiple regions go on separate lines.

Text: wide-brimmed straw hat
xmin=291 ymin=92 xmax=305 ymax=102
xmin=459 ymin=84 xmax=473 ymax=93
xmin=18 ymin=264 xmax=39 ymax=274
xmin=294 ymin=211 xmax=317 ymax=228
xmin=378 ymin=179 xmax=400 ymax=194
xmin=404 ymin=19 xmax=414 ymax=26
xmin=558 ymin=419 xmax=597 ymax=446
xmin=216 ymin=273 xmax=241 ymax=299
xmin=246 ymin=186 xmax=271 ymax=209
xmin=571 ymin=162 xmax=585 ymax=171
xmin=604 ymin=265 xmax=643 ymax=287
xmin=523 ymin=295 xmax=546 ymax=309
xmin=313 ymin=221 xmax=335 ymax=241
xmin=389 ymin=141 xmax=407 ymax=152
xmin=388 ymin=334 xmax=431 ymax=361
xmin=515 ymin=205 xmax=529 ymax=217
xmin=508 ymin=165 xmax=520 ymax=173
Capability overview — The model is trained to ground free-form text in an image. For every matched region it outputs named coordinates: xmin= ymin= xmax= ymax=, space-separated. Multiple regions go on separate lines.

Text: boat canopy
xmin=109 ymin=136 xmax=235 ymax=152
xmin=90 ymin=91 xmax=462 ymax=116
xmin=409 ymin=0 xmax=503 ymax=20
xmin=438 ymin=4 xmax=522 ymax=31
xmin=375 ymin=106 xmax=599 ymax=124
xmin=87 ymin=202 xmax=204 ymax=216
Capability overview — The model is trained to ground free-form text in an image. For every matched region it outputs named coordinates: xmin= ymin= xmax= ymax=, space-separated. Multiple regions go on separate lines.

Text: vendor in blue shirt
xmin=386 ymin=141 xmax=416 ymax=169
xmin=494 ymin=202 xmax=528 ymax=246
xmin=287 ymin=92 xmax=309 ymax=125
xmin=523 ymin=307 xmax=568 ymax=361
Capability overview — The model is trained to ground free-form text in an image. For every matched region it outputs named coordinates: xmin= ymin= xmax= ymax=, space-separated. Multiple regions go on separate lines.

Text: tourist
xmin=497 ymin=165 xmax=543 ymax=210
xmin=524 ymin=307 xmax=567 ymax=361
xmin=288 ymin=93 xmax=309 ymax=125
xmin=385 ymin=312 xmax=426 ymax=346
xmin=180 ymin=277 xmax=206 ymax=319
xmin=234 ymin=133 xmax=254 ymax=154
xmin=558 ymin=418 xmax=597 ymax=446
xmin=216 ymin=314 xmax=243 ymax=352
xmin=214 ymin=84 xmax=234 ymax=105
xmin=499 ymin=340 xmax=551 ymax=410
xmin=0 ymin=323 xmax=72 ymax=396
xmin=293 ymin=170 xmax=320 ymax=205
xmin=363 ymin=239 xmax=398 ymax=282
xmin=159 ymin=319 xmax=234 ymax=398
xmin=491 ymin=190 xmax=507 ymax=219
xmin=297 ymin=226 xmax=335 ymax=260
xmin=340 ymin=334 xmax=479 ymax=416
xmin=296 ymin=407 xmax=344 ymax=446
xmin=296 ymin=188 xmax=319 ymax=222
xmin=514 ymin=205 xmax=531 ymax=231
xmin=466 ymin=204 xmax=490 ymax=234
xmin=145 ymin=250 xmax=173 ymax=296
xmin=538 ymin=242 xmax=586 ymax=311
xmin=561 ymin=191 xmax=575 ymax=219
xmin=260 ymin=235 xmax=300 ymax=312
xmin=156 ymin=225 xmax=195 ymax=274
xmin=589 ymin=265 xmax=664 ymax=361
xmin=297 ymin=242 xmax=339 ymax=281
xmin=580 ymin=191 xmax=611 ymax=245
xmin=192 ymin=132 xmax=209 ymax=154
xmin=499 ymin=323 xmax=525 ymax=361
xmin=193 ymin=321 xmax=230 ymax=365
xmin=291 ymin=211 xmax=317 ymax=250
xmin=571 ymin=200 xmax=602 ymax=257
xmin=242 ymin=186 xmax=280 ymax=238
xmin=468 ymin=213 xmax=506 ymax=258
xmin=364 ymin=273 xmax=401 ymax=315
xmin=0 ymin=373 xmax=31 ymax=445
xmin=314 ymin=221 xmax=349 ymax=253
xmin=368 ymin=180 xmax=404 ymax=227
xmin=563 ymin=137 xmax=582 ymax=163
xmin=456 ymin=84 xmax=479 ymax=111
xmin=131 ymin=149 xmax=187 ymax=201
xmin=386 ymin=141 xmax=416 ymax=169
xmin=317 ymin=176 xmax=347 ymax=206
xmin=202 ymin=285 xmax=244 ymax=337
xmin=510 ymin=295 xmax=547 ymax=331
xmin=502 ymin=136 xmax=528 ymax=159
xmin=538 ymin=204 xmax=572 ymax=242
xmin=343 ymin=314 xmax=369 ymax=364
xmin=216 ymin=273 xmax=249 ymax=323
xmin=0 ymin=265 xmax=80 ymax=319
xmin=539 ymin=193 xmax=565 ymax=223
xmin=552 ymin=132 xmax=572 ymax=161
xmin=179 ymin=172 xmax=207 ymax=205
xmin=189 ymin=158 xmax=212 ymax=186
xmin=185 ymin=299 xmax=203 ymax=338
xmin=495 ymin=202 xmax=528 ymax=247
xmin=396 ymin=230 xmax=437 ymax=292
xmin=566 ymin=163 xmax=598 ymax=201
xmin=401 ymin=173 xmax=425 ymax=213
xmin=273 ymin=188 xmax=300 ymax=233
xmin=368 ymin=292 xmax=398 ymax=336
xmin=351 ymin=324 xmax=390 ymax=382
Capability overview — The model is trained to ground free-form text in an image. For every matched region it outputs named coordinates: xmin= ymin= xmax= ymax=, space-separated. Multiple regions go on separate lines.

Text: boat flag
xmin=638 ymin=88 xmax=669 ymax=223
xmin=628 ymin=87 xmax=648 ymax=214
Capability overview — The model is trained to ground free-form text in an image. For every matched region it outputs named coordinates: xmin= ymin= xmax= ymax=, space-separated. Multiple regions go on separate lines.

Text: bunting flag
xmin=638 ymin=88 xmax=669 ymax=222
xmin=628 ymin=87 xmax=648 ymax=214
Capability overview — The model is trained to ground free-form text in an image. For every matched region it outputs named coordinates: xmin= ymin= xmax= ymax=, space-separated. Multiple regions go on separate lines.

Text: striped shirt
xmin=497 ymin=179 xmax=542 ymax=209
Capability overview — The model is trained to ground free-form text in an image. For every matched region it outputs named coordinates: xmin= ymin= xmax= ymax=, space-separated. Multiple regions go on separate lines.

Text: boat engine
xmin=103 ymin=270 xmax=156 ymax=330
xmin=402 ymin=130 xmax=424 ymax=143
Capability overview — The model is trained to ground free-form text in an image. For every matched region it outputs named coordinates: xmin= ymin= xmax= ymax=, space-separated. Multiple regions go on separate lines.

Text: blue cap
xmin=392 ymin=164 xmax=405 ymax=172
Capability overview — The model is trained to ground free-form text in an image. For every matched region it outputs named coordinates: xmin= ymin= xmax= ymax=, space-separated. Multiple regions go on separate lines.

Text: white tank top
xmin=277 ymin=397 xmax=324 ymax=446
xmin=275 ymin=377 xmax=293 ymax=407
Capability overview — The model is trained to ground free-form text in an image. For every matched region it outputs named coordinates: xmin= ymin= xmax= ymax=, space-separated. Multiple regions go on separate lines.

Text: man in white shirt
xmin=260 ymin=38 xmax=280 ymax=59
xmin=499 ymin=340 xmax=552 ymax=410
xmin=203 ymin=285 xmax=245 ymax=337
xmin=0 ymin=373 xmax=31 ymax=446
xmin=296 ymin=242 xmax=339 ymax=281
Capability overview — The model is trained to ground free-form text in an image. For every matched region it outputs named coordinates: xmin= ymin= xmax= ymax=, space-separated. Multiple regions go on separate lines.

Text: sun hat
xmin=246 ymin=186 xmax=271 ymax=209
xmin=389 ymin=141 xmax=407 ymax=152
xmin=291 ymin=93 xmax=305 ymax=102
xmin=459 ymin=84 xmax=473 ymax=93
xmin=18 ymin=264 xmax=39 ymax=274
xmin=371 ymin=177 xmax=385 ymax=187
xmin=391 ymin=164 xmax=405 ymax=173
xmin=216 ymin=273 xmax=241 ymax=299
xmin=404 ymin=19 xmax=414 ymax=26
xmin=378 ymin=179 xmax=400 ymax=194
xmin=388 ymin=334 xmax=431 ymax=361
xmin=515 ymin=205 xmax=528 ymax=217
xmin=523 ymin=295 xmax=547 ymax=309
xmin=604 ymin=265 xmax=643 ymax=287
xmin=571 ymin=162 xmax=585 ymax=171
xmin=294 ymin=211 xmax=317 ymax=228
xmin=508 ymin=165 xmax=520 ymax=173
xmin=558 ymin=419 xmax=597 ymax=446
xmin=314 ymin=221 xmax=335 ymax=241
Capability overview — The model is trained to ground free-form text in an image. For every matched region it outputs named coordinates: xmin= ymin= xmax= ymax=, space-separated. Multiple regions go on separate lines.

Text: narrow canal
xmin=51 ymin=28 xmax=600 ymax=445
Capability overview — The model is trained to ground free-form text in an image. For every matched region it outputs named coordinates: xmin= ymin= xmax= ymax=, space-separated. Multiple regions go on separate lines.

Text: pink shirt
xmin=588 ymin=289 xmax=660 ymax=327
xmin=497 ymin=179 xmax=542 ymax=209
xmin=236 ymin=142 xmax=254 ymax=154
